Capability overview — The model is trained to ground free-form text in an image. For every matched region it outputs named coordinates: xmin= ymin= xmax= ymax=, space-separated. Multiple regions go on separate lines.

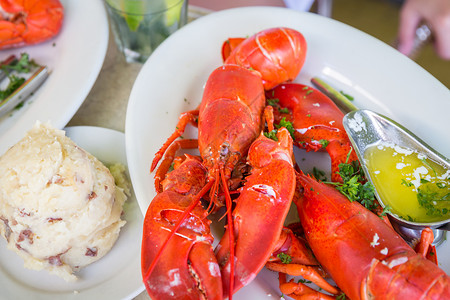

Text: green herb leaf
xmin=278 ymin=107 xmax=290 ymax=114
xmin=298 ymin=279 xmax=312 ymax=284
xmin=325 ymin=156 xmax=378 ymax=212
xmin=417 ymin=180 xmax=450 ymax=217
xmin=1 ymin=53 xmax=36 ymax=73
xmin=337 ymin=293 xmax=347 ymax=300
xmin=275 ymin=117 xmax=295 ymax=139
xmin=340 ymin=91 xmax=354 ymax=101
xmin=318 ymin=139 xmax=329 ymax=149
xmin=401 ymin=179 xmax=414 ymax=187
xmin=277 ymin=252 xmax=292 ymax=264
xmin=264 ymin=130 xmax=278 ymax=141
xmin=0 ymin=75 xmax=25 ymax=101
xmin=312 ymin=167 xmax=327 ymax=182
xmin=267 ymin=98 xmax=279 ymax=106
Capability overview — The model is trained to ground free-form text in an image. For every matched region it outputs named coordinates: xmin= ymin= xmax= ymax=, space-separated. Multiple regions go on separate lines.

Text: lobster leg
xmin=268 ymin=227 xmax=318 ymax=266
xmin=265 ymin=227 xmax=340 ymax=297
xmin=267 ymin=83 xmax=358 ymax=182
xmin=265 ymin=262 xmax=339 ymax=295
xmin=221 ymin=37 xmax=246 ymax=61
xmin=277 ymin=273 xmax=336 ymax=300
xmin=154 ymin=139 xmax=198 ymax=192
xmin=151 ymin=110 xmax=199 ymax=173
xmin=414 ymin=227 xmax=438 ymax=265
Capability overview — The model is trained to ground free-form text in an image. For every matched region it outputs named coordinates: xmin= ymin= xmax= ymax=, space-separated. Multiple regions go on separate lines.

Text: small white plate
xmin=126 ymin=6 xmax=450 ymax=298
xmin=0 ymin=126 xmax=145 ymax=300
xmin=0 ymin=0 xmax=109 ymax=156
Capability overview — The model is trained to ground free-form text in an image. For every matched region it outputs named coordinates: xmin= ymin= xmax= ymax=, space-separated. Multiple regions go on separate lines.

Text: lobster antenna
xmin=142 ymin=180 xmax=215 ymax=282
xmin=220 ymin=167 xmax=235 ymax=300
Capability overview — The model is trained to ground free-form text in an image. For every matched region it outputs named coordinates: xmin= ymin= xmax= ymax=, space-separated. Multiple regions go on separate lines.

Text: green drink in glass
xmin=105 ymin=0 xmax=188 ymax=63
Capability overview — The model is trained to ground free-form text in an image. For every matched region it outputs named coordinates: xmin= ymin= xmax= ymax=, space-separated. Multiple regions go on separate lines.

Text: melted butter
xmin=365 ymin=142 xmax=450 ymax=223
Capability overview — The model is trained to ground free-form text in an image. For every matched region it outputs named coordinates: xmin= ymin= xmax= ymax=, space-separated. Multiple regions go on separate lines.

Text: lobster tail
xmin=224 ymin=27 xmax=307 ymax=90
xmin=295 ymin=173 xmax=450 ymax=299
xmin=0 ymin=0 xmax=64 ymax=49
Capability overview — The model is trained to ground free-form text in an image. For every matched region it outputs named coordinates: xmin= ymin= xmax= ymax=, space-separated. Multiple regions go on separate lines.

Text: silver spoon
xmin=311 ymin=77 xmax=450 ymax=245
xmin=343 ymin=109 xmax=450 ymax=245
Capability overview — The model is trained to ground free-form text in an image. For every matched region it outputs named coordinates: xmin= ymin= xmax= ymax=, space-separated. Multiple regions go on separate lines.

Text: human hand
xmin=398 ymin=0 xmax=450 ymax=60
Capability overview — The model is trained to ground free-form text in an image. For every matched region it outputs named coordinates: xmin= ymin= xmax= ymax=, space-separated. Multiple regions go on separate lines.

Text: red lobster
xmin=146 ymin=63 xmax=265 ymax=299
xmin=0 ymin=0 xmax=63 ymax=49
xmin=267 ymin=83 xmax=359 ymax=182
xmin=144 ymin=27 xmax=308 ymax=299
xmin=294 ymin=173 xmax=450 ymax=299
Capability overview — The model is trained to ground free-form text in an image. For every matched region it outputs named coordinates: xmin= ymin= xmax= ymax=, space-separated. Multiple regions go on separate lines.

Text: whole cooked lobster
xmin=0 ymin=0 xmax=64 ymax=49
xmin=144 ymin=27 xmax=308 ymax=299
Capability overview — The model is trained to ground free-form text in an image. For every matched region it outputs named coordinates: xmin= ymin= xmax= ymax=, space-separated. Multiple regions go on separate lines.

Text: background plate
xmin=126 ymin=6 xmax=450 ymax=298
xmin=0 ymin=126 xmax=144 ymax=300
xmin=0 ymin=0 xmax=109 ymax=156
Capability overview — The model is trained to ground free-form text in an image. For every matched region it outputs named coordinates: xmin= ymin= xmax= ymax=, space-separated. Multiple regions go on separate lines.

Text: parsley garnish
xmin=275 ymin=117 xmax=295 ymax=139
xmin=278 ymin=107 xmax=289 ymax=114
xmin=340 ymin=91 xmax=354 ymax=101
xmin=401 ymin=177 xmax=449 ymax=217
xmin=267 ymin=98 xmax=279 ymax=106
xmin=401 ymin=179 xmax=413 ymax=187
xmin=312 ymin=167 xmax=327 ymax=181
xmin=298 ymin=279 xmax=312 ymax=284
xmin=277 ymin=252 xmax=292 ymax=264
xmin=318 ymin=139 xmax=329 ymax=149
xmin=0 ymin=53 xmax=37 ymax=102
xmin=416 ymin=182 xmax=450 ymax=217
xmin=325 ymin=150 xmax=379 ymax=212
xmin=421 ymin=158 xmax=438 ymax=177
xmin=337 ymin=293 xmax=347 ymax=300
xmin=264 ymin=129 xmax=278 ymax=141
xmin=0 ymin=75 xmax=25 ymax=101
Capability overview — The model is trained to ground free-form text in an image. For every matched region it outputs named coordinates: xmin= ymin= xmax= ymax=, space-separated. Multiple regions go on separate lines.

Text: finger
xmin=397 ymin=5 xmax=422 ymax=56
xmin=431 ymin=18 xmax=450 ymax=60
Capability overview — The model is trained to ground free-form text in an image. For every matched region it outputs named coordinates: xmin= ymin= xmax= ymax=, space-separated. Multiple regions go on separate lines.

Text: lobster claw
xmin=215 ymin=128 xmax=296 ymax=297
xmin=141 ymin=156 xmax=223 ymax=300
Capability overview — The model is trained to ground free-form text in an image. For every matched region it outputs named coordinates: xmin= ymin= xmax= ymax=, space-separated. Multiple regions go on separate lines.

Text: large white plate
xmin=125 ymin=6 xmax=450 ymax=298
xmin=0 ymin=126 xmax=144 ymax=300
xmin=0 ymin=0 xmax=108 ymax=156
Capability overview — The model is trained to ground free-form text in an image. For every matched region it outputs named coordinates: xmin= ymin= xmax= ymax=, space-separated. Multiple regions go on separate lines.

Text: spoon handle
xmin=438 ymin=222 xmax=450 ymax=231
xmin=311 ymin=77 xmax=358 ymax=113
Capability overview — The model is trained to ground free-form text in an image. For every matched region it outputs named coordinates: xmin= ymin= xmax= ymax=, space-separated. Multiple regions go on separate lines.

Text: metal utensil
xmin=343 ymin=109 xmax=450 ymax=245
